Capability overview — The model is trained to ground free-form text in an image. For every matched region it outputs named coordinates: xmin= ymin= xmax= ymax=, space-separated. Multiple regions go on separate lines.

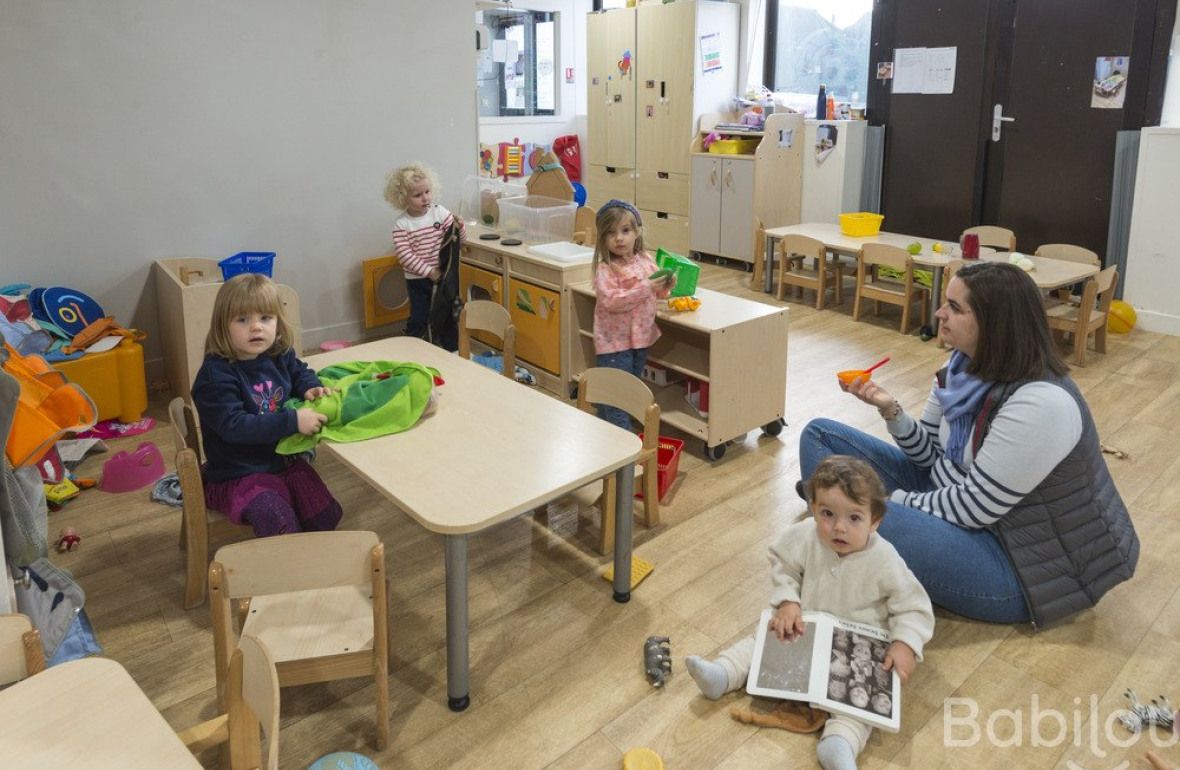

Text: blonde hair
xmin=204 ymin=273 xmax=296 ymax=360
xmin=384 ymin=163 xmax=440 ymax=210
xmin=592 ymin=204 xmax=645 ymax=274
xmin=803 ymin=455 xmax=888 ymax=522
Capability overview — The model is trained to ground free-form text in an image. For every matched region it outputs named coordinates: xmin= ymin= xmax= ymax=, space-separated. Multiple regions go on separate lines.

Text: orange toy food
xmin=667 ymin=296 xmax=701 ymax=312
xmin=837 ymin=369 xmax=870 ymax=387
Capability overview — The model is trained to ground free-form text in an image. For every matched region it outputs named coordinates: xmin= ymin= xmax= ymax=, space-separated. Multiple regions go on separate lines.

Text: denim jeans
xmin=799 ymin=418 xmax=1029 ymax=623
xmin=595 ymin=348 xmax=648 ymax=431
xmin=405 ymin=277 xmax=433 ymax=340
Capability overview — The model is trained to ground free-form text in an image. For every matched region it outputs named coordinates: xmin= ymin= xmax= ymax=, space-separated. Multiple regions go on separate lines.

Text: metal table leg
xmin=611 ymin=464 xmax=636 ymax=603
xmin=444 ymin=534 xmax=470 ymax=711
xmin=921 ymin=265 xmax=945 ymax=340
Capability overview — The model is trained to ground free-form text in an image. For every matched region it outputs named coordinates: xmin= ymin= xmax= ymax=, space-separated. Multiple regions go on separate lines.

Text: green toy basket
xmin=655 ymin=248 xmax=700 ymax=298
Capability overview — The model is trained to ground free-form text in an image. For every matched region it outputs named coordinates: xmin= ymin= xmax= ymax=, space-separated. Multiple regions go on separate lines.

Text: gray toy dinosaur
xmin=644 ymin=635 xmax=672 ymax=687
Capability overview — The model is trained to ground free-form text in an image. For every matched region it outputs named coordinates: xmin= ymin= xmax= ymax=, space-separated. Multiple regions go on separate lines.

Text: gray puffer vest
xmin=982 ymin=376 xmax=1138 ymax=628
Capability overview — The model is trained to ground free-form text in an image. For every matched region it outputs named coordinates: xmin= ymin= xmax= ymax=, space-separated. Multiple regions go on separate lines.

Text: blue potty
xmin=308 ymin=752 xmax=380 ymax=770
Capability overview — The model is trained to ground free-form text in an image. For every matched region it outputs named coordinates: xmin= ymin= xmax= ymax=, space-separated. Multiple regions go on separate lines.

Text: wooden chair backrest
xmin=963 ymin=225 xmax=1016 ymax=251
xmin=860 ymin=243 xmax=910 ymax=272
xmin=458 ymin=300 xmax=517 ymax=377
xmin=169 ymin=396 xmax=202 ymax=463
xmin=1035 ymin=243 xmax=1100 ymax=266
xmin=0 ymin=613 xmax=44 ymax=685
xmin=941 ymin=259 xmax=966 ymax=303
xmin=1078 ymin=266 xmax=1120 ymax=318
xmin=212 ymin=530 xmax=379 ymax=599
xmin=235 ymin=635 xmax=281 ymax=770
xmin=460 ymin=300 xmax=512 ymax=342
xmin=576 ymin=367 xmax=660 ymax=451
xmin=779 ymin=234 xmax=826 ymax=261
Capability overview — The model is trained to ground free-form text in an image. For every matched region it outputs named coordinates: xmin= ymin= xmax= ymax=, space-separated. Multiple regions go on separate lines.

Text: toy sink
xmin=526 ymin=241 xmax=594 ymax=263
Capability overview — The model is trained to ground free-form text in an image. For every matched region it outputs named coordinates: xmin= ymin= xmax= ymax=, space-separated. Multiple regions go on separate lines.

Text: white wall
xmin=0 ymin=2 xmax=476 ymax=380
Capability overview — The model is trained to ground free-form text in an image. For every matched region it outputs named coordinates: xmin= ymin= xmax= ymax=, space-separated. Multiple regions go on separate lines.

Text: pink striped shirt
xmin=593 ymin=250 xmax=668 ymax=355
xmin=392 ymin=205 xmax=466 ymax=278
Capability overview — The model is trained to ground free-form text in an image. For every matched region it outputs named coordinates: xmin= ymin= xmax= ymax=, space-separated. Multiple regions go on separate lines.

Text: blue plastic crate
xmin=218 ymin=252 xmax=275 ymax=280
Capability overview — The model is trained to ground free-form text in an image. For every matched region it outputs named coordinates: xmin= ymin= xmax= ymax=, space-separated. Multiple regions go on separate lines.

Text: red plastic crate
xmin=635 ymin=434 xmax=684 ymax=502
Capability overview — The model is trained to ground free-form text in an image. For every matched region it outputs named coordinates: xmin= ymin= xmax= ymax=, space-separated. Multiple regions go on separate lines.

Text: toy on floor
xmin=622 ymin=747 xmax=665 ymax=770
xmin=643 ymin=635 xmax=672 ymax=687
xmin=1118 ymin=689 xmax=1174 ymax=733
xmin=730 ymin=700 xmax=829 ymax=733
xmin=602 ymin=554 xmax=656 ymax=590
xmin=55 ymin=527 xmax=81 ymax=552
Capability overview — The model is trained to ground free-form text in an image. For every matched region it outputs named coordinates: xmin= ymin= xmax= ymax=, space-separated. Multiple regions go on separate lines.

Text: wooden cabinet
xmin=691 ymin=155 xmax=755 ymax=262
xmin=585 ymin=1 xmax=737 ymax=256
xmin=801 ymin=119 xmax=867 ymax=224
xmin=568 ymin=284 xmax=789 ymax=459
xmin=460 ymin=226 xmax=593 ymax=394
xmin=153 ymin=258 xmax=301 ymax=400
xmin=688 ymin=111 xmax=805 ymax=265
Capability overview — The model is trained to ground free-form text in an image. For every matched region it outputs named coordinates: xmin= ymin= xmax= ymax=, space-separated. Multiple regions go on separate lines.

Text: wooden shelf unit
xmin=568 ymin=283 xmax=789 ymax=456
xmin=689 ymin=111 xmax=804 ymax=266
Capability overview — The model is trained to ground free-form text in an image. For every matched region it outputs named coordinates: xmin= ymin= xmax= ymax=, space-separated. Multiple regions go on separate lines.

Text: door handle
xmin=991 ymin=104 xmax=1015 ymax=142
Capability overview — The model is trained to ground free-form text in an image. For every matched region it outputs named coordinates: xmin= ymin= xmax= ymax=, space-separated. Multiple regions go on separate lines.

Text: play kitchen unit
xmin=568 ymin=284 xmax=788 ymax=460
xmin=460 ymin=225 xmax=595 ymax=396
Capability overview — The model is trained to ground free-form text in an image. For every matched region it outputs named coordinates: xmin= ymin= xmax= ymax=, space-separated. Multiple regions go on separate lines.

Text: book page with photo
xmin=746 ymin=609 xmax=901 ymax=732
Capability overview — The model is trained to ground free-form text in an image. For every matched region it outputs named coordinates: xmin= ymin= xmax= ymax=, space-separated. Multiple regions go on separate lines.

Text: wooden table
xmin=763 ymin=222 xmax=1099 ymax=334
xmin=305 ymin=337 xmax=641 ymax=711
xmin=0 ymin=657 xmax=202 ymax=768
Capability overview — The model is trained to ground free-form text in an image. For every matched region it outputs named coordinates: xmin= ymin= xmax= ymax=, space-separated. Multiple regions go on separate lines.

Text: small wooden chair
xmin=853 ymin=243 xmax=929 ymax=334
xmin=209 ymin=530 xmax=390 ymax=750
xmin=170 ymin=397 xmax=254 ymax=609
xmin=576 ymin=368 xmax=661 ymax=554
xmin=962 ymin=225 xmax=1016 ymax=252
xmin=179 ymin=635 xmax=281 ymax=770
xmin=1035 ymin=244 xmax=1102 ymax=305
xmin=1045 ymin=266 xmax=1119 ymax=366
xmin=0 ymin=613 xmax=46 ymax=686
xmin=776 ymin=234 xmax=843 ymax=310
xmin=458 ymin=299 xmax=517 ymax=380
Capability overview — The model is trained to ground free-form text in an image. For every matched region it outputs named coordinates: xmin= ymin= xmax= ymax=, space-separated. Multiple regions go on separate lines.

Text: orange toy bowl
xmin=837 ymin=369 xmax=870 ymax=387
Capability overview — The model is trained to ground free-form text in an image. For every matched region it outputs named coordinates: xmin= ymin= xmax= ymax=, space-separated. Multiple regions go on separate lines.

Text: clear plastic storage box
xmin=496 ymin=195 xmax=577 ymax=243
xmin=458 ymin=176 xmax=528 ymax=227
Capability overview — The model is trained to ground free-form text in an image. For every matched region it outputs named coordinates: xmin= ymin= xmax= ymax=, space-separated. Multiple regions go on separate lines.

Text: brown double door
xmin=872 ymin=0 xmax=1170 ymax=256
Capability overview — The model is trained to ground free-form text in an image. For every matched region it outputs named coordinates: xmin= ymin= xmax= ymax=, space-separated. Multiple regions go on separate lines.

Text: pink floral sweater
xmin=593 ymin=251 xmax=669 ymax=355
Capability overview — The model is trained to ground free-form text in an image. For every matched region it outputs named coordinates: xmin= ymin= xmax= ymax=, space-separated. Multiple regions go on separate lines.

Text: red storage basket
xmin=635 ymin=434 xmax=684 ymax=502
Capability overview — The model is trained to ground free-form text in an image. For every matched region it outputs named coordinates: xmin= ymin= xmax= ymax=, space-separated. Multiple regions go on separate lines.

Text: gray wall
xmin=0 ymin=1 xmax=476 ymax=382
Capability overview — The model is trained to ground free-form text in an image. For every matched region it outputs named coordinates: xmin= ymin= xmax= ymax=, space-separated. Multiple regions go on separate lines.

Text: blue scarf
xmin=934 ymin=351 xmax=991 ymax=466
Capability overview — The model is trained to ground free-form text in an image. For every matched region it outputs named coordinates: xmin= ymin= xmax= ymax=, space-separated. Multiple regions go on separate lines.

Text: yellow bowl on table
xmin=838 ymin=212 xmax=884 ymax=237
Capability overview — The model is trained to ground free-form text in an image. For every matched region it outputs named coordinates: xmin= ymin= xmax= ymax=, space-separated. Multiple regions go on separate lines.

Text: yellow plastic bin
xmin=838 ymin=212 xmax=884 ymax=237
xmin=707 ymin=137 xmax=759 ymax=155
xmin=52 ymin=339 xmax=148 ymax=423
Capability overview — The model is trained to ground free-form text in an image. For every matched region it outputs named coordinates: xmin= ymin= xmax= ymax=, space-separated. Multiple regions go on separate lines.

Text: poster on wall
xmin=700 ymin=32 xmax=722 ymax=74
xmin=1092 ymin=56 xmax=1129 ymax=109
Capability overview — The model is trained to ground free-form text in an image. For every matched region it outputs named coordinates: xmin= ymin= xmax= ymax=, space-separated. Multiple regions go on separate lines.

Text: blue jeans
xmin=595 ymin=348 xmax=648 ymax=431
xmin=405 ymin=277 xmax=433 ymax=340
xmin=799 ymin=418 xmax=1030 ymax=623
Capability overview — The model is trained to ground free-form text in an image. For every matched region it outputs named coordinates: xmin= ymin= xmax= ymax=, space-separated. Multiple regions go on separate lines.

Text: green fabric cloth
xmin=275 ymin=360 xmax=438 ymax=455
xmin=876 ymin=265 xmax=933 ymax=289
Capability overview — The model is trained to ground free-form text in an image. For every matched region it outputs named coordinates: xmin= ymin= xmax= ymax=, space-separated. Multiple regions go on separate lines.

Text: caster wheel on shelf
xmin=704 ymin=442 xmax=727 ymax=461
xmin=762 ymin=418 xmax=785 ymax=437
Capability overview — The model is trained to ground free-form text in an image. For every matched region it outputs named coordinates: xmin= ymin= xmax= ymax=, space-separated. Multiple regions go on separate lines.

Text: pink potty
xmin=100 ymin=441 xmax=166 ymax=493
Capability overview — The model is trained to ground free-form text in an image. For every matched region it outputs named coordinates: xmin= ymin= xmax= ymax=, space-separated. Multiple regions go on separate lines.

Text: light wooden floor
xmin=54 ymin=261 xmax=1180 ymax=769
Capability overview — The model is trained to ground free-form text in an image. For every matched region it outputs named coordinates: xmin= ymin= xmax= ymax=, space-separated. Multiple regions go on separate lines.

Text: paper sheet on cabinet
xmin=892 ymin=48 xmax=927 ymax=94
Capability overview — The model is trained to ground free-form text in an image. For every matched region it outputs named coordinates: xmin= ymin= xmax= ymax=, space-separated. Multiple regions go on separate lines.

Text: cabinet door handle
xmin=709 ymin=166 xmax=717 ymax=186
xmin=724 ymin=167 xmax=733 ymax=188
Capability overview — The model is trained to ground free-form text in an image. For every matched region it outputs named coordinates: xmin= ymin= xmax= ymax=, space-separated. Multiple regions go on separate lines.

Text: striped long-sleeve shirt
xmin=392 ymin=205 xmax=465 ymax=279
xmin=884 ymin=378 xmax=1082 ymax=529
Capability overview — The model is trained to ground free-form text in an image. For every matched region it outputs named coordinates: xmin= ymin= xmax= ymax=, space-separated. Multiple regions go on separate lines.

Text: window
xmin=477 ymin=8 xmax=558 ymax=117
xmin=764 ymin=0 xmax=872 ymax=115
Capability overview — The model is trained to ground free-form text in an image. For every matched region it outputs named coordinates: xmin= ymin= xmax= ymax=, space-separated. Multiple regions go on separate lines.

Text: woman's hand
xmin=296 ymin=408 xmax=328 ymax=436
xmin=303 ymin=386 xmax=334 ymax=401
xmin=882 ymin=640 xmax=917 ymax=684
xmin=769 ymin=602 xmax=805 ymax=642
xmin=842 ymin=375 xmax=896 ymax=411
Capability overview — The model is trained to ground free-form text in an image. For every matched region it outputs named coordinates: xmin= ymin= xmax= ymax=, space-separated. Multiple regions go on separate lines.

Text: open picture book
xmin=746 ymin=609 xmax=901 ymax=732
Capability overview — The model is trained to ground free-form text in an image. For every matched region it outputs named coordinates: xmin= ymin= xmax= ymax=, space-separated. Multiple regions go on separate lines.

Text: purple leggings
xmin=204 ymin=458 xmax=342 ymax=538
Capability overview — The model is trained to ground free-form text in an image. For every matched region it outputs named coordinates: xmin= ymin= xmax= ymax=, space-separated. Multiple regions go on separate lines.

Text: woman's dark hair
xmin=955 ymin=261 xmax=1068 ymax=382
